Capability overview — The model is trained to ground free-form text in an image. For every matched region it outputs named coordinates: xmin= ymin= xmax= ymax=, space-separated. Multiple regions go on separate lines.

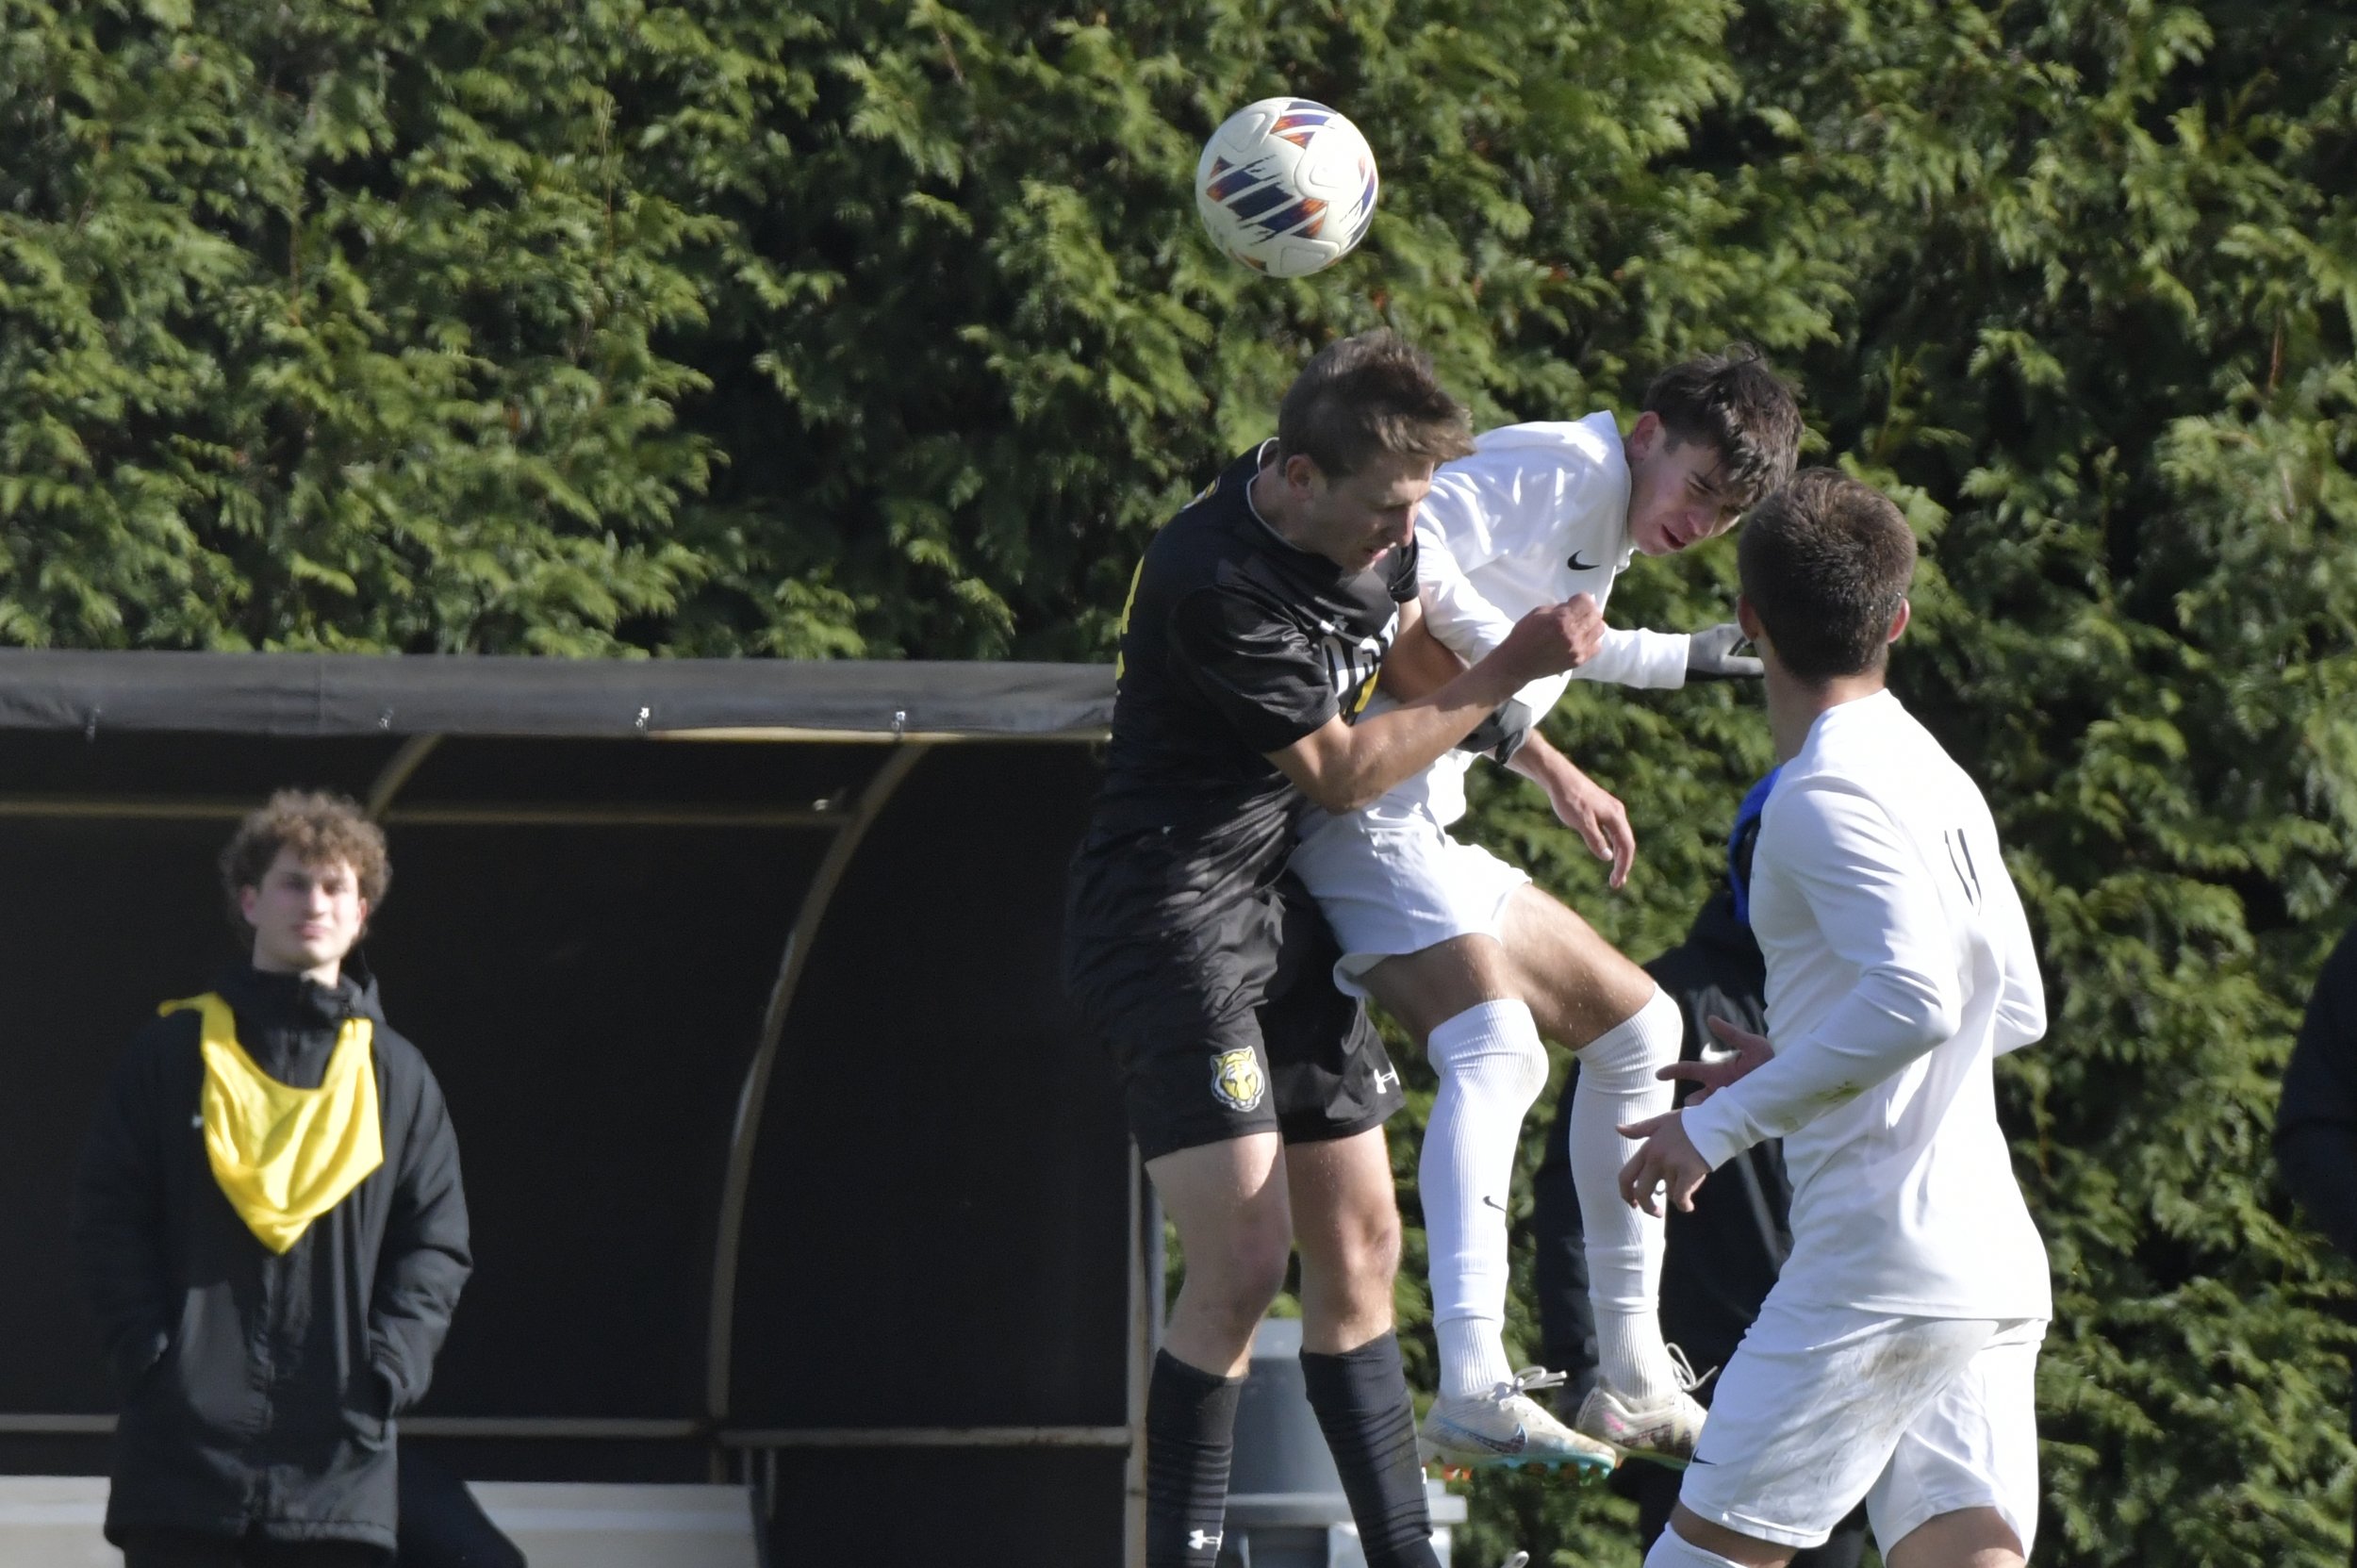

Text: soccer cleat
xmin=1421 ymin=1366 xmax=1617 ymax=1478
xmin=1572 ymin=1344 xmax=1716 ymax=1469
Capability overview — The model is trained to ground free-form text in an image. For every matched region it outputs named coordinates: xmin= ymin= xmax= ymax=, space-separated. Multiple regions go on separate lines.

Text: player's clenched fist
xmin=1496 ymin=594 xmax=1605 ymax=682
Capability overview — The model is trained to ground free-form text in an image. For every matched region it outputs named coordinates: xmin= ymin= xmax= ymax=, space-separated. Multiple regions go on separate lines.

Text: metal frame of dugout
xmin=0 ymin=650 xmax=1150 ymax=1568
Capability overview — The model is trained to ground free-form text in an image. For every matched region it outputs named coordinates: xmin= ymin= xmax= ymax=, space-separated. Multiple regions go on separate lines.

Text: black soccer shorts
xmin=1064 ymin=840 xmax=1407 ymax=1163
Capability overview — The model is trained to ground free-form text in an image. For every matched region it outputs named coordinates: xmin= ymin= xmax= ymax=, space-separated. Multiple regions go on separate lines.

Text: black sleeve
xmin=1165 ymin=586 xmax=1338 ymax=754
xmin=71 ymin=1027 xmax=176 ymax=1393
xmin=2277 ymin=923 xmax=2357 ymax=1262
xmin=369 ymin=1056 xmax=473 ymax=1413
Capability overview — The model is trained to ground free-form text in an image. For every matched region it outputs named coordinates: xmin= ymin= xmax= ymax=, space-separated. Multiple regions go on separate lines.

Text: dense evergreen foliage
xmin=2 ymin=0 xmax=2351 ymax=1561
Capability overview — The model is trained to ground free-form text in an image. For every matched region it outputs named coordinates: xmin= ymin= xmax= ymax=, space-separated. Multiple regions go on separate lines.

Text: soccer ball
xmin=1195 ymin=97 xmax=1379 ymax=278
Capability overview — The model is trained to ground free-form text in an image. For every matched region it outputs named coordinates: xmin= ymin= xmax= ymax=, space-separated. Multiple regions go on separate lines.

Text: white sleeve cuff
xmin=1677 ymin=1097 xmax=1758 ymax=1170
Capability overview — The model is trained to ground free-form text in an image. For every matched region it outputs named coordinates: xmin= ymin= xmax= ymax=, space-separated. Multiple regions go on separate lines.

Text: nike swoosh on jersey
xmin=1567 ymin=551 xmax=1602 ymax=571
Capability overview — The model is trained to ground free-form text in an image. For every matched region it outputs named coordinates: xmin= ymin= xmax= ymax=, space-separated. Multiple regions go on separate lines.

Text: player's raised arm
xmin=1268 ymin=593 xmax=1603 ymax=815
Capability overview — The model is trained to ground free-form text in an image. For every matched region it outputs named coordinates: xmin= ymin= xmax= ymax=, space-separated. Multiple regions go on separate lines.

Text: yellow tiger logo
xmin=1210 ymin=1047 xmax=1266 ymax=1113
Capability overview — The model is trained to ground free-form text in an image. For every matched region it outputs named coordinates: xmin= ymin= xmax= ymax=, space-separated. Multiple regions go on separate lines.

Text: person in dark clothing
xmin=1530 ymin=770 xmax=1869 ymax=1566
xmin=74 ymin=790 xmax=474 ymax=1568
xmin=2276 ymin=917 xmax=2357 ymax=1568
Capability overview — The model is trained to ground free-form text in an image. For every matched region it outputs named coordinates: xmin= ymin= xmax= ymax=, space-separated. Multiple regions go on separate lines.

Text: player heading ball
xmin=1066 ymin=330 xmax=1607 ymax=1568
xmin=1286 ymin=344 xmax=1805 ymax=1478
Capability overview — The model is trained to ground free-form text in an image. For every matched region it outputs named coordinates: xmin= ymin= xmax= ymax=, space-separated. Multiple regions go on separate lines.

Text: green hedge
xmin=2 ymin=1 xmax=2351 ymax=1561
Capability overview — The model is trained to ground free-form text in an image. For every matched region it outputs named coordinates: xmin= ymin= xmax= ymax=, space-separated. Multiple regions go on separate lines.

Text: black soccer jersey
xmin=1080 ymin=442 xmax=1418 ymax=903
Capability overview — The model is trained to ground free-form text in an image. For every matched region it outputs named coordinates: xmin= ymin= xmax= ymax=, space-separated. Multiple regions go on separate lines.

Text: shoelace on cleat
xmin=1665 ymin=1343 xmax=1721 ymax=1398
xmin=1496 ymin=1365 xmax=1568 ymax=1401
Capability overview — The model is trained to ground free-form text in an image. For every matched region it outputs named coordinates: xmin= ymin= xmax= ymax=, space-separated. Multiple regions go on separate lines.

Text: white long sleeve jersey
xmin=1680 ymin=690 xmax=2052 ymax=1319
xmin=1371 ymin=415 xmax=1689 ymax=827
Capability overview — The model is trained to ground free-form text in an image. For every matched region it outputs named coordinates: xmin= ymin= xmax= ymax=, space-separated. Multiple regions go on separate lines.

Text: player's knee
xmin=1576 ymin=985 xmax=1681 ymax=1088
xmin=1298 ymin=1199 xmax=1399 ymax=1312
xmin=1494 ymin=1031 xmax=1550 ymax=1105
xmin=1341 ymin=1200 xmax=1402 ymax=1287
xmin=1329 ymin=1202 xmax=1395 ymax=1301
xmin=1190 ymin=1213 xmax=1294 ymax=1321
xmin=1428 ymin=999 xmax=1549 ymax=1104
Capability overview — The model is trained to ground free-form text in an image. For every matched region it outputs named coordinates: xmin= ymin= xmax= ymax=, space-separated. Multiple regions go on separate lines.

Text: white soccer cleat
xmin=1572 ymin=1345 xmax=1715 ymax=1469
xmin=1420 ymin=1367 xmax=1617 ymax=1479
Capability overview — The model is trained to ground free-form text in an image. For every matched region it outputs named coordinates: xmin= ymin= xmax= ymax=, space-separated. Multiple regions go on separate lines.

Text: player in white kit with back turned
xmin=1619 ymin=469 xmax=2051 ymax=1568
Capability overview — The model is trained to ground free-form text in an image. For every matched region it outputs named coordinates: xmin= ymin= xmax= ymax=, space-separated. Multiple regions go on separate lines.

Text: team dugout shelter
xmin=0 ymin=650 xmax=1151 ymax=1567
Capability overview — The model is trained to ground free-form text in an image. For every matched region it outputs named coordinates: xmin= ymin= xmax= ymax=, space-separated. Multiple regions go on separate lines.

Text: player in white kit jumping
xmin=1619 ymin=469 xmax=2051 ymax=1568
xmin=1288 ymin=350 xmax=1804 ymax=1474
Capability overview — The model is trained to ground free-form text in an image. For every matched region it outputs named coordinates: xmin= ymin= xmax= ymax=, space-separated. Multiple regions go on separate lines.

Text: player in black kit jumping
xmin=1066 ymin=331 xmax=1607 ymax=1568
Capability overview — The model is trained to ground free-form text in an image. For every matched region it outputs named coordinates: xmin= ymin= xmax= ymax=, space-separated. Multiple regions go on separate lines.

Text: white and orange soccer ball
xmin=1194 ymin=97 xmax=1380 ymax=278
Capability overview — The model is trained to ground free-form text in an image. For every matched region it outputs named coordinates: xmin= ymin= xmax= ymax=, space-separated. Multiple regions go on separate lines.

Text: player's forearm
xmin=1679 ymin=976 xmax=1958 ymax=1166
xmin=1570 ymin=627 xmax=1689 ymax=689
xmin=1278 ymin=597 xmax=1600 ymax=810
xmin=1301 ymin=663 xmax=1529 ymax=813
xmin=1507 ymin=727 xmax=1575 ymax=788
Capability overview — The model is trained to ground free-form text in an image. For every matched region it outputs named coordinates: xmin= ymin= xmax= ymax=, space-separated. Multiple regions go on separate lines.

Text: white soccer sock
xmin=1570 ymin=986 xmax=1684 ymax=1403
xmin=1421 ymin=999 xmax=1550 ymax=1402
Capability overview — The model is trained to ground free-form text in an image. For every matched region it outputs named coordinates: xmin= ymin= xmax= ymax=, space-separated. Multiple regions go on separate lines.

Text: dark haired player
xmin=1621 ymin=471 xmax=2050 ymax=1568
xmin=1066 ymin=330 xmax=1606 ymax=1568
xmin=1290 ymin=348 xmax=1805 ymax=1474
xmin=1530 ymin=764 xmax=1870 ymax=1566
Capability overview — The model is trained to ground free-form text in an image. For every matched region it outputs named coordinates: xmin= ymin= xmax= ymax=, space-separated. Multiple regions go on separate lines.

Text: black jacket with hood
xmin=72 ymin=961 xmax=471 ymax=1550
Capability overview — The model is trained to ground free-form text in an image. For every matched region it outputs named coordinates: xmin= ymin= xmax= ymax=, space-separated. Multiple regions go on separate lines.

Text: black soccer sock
xmin=1300 ymin=1333 xmax=1442 ymax=1568
xmin=1146 ymin=1350 xmax=1244 ymax=1568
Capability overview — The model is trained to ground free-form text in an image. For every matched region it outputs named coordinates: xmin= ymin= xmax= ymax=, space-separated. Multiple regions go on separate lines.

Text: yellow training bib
xmin=163 ymin=993 xmax=385 ymax=1254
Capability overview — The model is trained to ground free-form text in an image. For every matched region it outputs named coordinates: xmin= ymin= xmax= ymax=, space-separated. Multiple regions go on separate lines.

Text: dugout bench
xmin=0 ymin=651 xmax=1146 ymax=1567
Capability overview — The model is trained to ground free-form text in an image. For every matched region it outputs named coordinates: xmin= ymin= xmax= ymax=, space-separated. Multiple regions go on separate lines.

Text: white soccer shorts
xmin=1289 ymin=801 xmax=1530 ymax=999
xmin=1676 ymin=1295 xmax=2046 ymax=1556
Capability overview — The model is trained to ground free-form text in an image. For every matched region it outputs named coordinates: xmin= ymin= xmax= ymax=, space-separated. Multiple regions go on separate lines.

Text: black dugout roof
xmin=0 ymin=650 xmax=1115 ymax=741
